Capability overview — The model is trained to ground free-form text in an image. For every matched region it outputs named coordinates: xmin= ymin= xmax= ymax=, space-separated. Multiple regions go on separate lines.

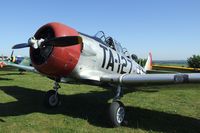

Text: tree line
xmin=133 ymin=54 xmax=200 ymax=68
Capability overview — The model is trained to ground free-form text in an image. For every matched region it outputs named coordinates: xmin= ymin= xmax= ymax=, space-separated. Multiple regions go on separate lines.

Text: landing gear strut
xmin=44 ymin=81 xmax=61 ymax=107
xmin=109 ymin=85 xmax=125 ymax=127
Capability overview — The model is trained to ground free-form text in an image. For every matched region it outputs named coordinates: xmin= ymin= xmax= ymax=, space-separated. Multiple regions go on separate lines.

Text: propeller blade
xmin=43 ymin=36 xmax=82 ymax=47
xmin=10 ymin=50 xmax=14 ymax=57
xmin=10 ymin=50 xmax=15 ymax=62
xmin=12 ymin=43 xmax=30 ymax=49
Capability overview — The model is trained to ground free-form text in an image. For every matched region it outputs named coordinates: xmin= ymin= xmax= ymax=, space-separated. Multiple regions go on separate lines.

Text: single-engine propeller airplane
xmin=0 ymin=51 xmax=32 ymax=73
xmin=2 ymin=22 xmax=200 ymax=127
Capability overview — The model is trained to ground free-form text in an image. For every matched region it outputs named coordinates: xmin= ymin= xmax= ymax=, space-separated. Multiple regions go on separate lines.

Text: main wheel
xmin=109 ymin=101 xmax=125 ymax=127
xmin=44 ymin=90 xmax=60 ymax=107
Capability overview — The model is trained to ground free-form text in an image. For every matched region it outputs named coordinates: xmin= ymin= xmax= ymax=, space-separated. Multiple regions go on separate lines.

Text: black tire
xmin=109 ymin=101 xmax=125 ymax=127
xmin=44 ymin=90 xmax=60 ymax=108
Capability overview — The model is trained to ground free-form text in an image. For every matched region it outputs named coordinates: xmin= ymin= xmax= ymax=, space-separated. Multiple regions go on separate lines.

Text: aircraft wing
xmin=146 ymin=69 xmax=177 ymax=74
xmin=100 ymin=73 xmax=200 ymax=85
xmin=153 ymin=65 xmax=200 ymax=73
xmin=1 ymin=61 xmax=37 ymax=73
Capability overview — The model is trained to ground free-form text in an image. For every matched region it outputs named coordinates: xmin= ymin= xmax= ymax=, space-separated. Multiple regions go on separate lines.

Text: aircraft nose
xmin=30 ymin=22 xmax=81 ymax=78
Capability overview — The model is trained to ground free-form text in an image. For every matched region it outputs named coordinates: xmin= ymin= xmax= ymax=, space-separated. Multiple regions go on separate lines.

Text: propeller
xmin=12 ymin=43 xmax=29 ymax=49
xmin=10 ymin=50 xmax=14 ymax=57
xmin=10 ymin=50 xmax=16 ymax=62
xmin=12 ymin=36 xmax=82 ymax=49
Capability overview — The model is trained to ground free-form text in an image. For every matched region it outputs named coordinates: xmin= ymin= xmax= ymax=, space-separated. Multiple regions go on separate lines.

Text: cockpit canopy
xmin=94 ymin=31 xmax=130 ymax=58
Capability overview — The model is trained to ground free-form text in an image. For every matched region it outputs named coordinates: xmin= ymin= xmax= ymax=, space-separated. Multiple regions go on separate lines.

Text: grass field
xmin=0 ymin=69 xmax=200 ymax=133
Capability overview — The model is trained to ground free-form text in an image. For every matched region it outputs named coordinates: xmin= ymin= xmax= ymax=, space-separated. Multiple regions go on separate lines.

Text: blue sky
xmin=0 ymin=0 xmax=199 ymax=60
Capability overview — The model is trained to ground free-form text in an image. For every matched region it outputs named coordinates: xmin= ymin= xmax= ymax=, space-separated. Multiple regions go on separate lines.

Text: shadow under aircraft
xmin=0 ymin=86 xmax=199 ymax=133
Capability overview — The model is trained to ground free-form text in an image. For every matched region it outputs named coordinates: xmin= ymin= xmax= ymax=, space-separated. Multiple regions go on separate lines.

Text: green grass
xmin=0 ymin=69 xmax=200 ymax=133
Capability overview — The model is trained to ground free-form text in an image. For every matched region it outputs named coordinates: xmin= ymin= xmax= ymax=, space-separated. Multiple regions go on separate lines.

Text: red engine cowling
xmin=30 ymin=22 xmax=81 ymax=79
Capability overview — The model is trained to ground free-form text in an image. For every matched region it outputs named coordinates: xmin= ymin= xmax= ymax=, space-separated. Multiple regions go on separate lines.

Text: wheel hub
xmin=49 ymin=95 xmax=58 ymax=106
xmin=116 ymin=106 xmax=125 ymax=124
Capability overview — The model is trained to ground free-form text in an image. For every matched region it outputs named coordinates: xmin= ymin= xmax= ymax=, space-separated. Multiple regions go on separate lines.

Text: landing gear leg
xmin=44 ymin=81 xmax=61 ymax=107
xmin=109 ymin=85 xmax=125 ymax=127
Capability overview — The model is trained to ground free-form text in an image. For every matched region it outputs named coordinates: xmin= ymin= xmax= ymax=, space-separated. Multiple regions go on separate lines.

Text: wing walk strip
xmin=100 ymin=73 xmax=200 ymax=85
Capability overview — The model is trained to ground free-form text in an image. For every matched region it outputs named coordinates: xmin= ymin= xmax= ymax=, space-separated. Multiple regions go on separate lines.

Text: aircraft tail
xmin=0 ymin=55 xmax=6 ymax=68
xmin=0 ymin=55 xmax=5 ymax=68
xmin=144 ymin=52 xmax=152 ymax=71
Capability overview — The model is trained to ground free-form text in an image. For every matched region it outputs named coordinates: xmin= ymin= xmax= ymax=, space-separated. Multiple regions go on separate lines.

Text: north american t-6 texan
xmin=3 ymin=22 xmax=200 ymax=127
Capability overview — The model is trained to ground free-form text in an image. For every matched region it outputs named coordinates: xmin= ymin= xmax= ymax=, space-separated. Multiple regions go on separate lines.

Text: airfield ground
xmin=0 ymin=68 xmax=199 ymax=133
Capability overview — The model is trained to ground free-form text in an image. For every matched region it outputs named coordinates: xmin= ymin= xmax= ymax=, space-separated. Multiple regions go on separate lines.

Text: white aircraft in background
xmin=2 ymin=22 xmax=200 ymax=127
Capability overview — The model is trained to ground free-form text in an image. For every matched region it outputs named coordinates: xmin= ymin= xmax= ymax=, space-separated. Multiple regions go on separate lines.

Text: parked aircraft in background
xmin=2 ymin=22 xmax=200 ymax=127
xmin=153 ymin=64 xmax=200 ymax=73
xmin=0 ymin=55 xmax=8 ymax=61
xmin=0 ymin=51 xmax=32 ymax=73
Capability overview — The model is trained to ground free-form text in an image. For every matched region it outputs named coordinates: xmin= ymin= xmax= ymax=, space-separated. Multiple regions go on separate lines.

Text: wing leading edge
xmin=101 ymin=73 xmax=200 ymax=85
xmin=1 ymin=61 xmax=37 ymax=73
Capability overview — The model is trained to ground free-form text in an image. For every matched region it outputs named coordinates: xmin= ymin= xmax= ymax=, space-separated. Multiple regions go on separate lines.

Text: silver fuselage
xmin=67 ymin=33 xmax=145 ymax=83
